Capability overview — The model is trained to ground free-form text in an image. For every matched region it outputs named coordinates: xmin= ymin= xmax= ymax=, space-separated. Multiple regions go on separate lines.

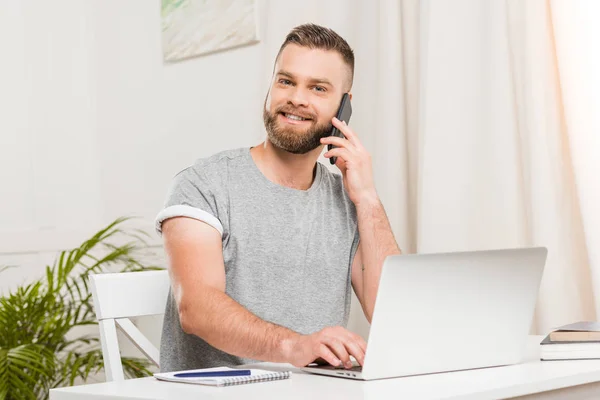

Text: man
xmin=155 ymin=23 xmax=401 ymax=373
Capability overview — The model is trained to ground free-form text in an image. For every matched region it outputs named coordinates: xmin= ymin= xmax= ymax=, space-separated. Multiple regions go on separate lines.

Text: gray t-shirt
xmin=155 ymin=147 xmax=359 ymax=372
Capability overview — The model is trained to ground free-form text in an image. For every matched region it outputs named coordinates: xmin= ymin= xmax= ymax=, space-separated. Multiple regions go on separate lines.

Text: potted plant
xmin=0 ymin=218 xmax=161 ymax=399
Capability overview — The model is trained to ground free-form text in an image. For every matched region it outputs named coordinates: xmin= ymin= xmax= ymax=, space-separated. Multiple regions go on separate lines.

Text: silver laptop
xmin=302 ymin=247 xmax=547 ymax=380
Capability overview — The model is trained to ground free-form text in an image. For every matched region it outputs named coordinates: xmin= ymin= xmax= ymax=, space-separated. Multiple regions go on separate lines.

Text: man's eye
xmin=279 ymin=79 xmax=292 ymax=85
xmin=313 ymin=86 xmax=326 ymax=92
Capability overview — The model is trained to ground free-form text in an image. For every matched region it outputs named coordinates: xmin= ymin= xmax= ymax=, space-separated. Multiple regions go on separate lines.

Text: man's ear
xmin=348 ymin=92 xmax=353 ymax=101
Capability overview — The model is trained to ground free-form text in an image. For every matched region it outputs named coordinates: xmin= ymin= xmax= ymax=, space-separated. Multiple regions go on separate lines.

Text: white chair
xmin=89 ymin=270 xmax=170 ymax=381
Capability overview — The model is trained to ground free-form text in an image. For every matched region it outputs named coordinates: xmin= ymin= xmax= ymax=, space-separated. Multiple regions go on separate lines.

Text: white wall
xmin=0 ymin=0 xmax=267 ymax=289
xmin=0 ymin=0 xmax=369 ymax=347
xmin=0 ymin=1 xmax=102 ymax=289
xmin=92 ymin=1 xmax=268 ymax=225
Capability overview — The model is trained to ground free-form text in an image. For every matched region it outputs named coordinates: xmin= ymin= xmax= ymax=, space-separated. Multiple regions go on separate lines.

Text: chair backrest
xmin=89 ymin=270 xmax=170 ymax=381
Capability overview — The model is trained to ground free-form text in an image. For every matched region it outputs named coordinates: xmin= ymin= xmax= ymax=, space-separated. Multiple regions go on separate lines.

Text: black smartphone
xmin=328 ymin=93 xmax=352 ymax=165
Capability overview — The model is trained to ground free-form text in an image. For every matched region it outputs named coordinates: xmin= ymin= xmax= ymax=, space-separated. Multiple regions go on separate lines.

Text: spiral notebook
xmin=154 ymin=367 xmax=291 ymax=387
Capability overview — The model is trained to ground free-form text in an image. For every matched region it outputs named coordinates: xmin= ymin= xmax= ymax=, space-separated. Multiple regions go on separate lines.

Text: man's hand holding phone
xmin=321 ymin=116 xmax=377 ymax=206
xmin=283 ymin=326 xmax=366 ymax=369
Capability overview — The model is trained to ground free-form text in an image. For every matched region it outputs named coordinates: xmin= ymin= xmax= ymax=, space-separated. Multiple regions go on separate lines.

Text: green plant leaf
xmin=121 ymin=357 xmax=153 ymax=379
xmin=0 ymin=344 xmax=55 ymax=399
xmin=0 ymin=217 xmax=159 ymax=397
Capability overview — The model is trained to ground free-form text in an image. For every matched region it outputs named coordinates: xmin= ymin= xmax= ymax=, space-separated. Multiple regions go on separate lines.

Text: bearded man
xmin=155 ymin=23 xmax=401 ymax=372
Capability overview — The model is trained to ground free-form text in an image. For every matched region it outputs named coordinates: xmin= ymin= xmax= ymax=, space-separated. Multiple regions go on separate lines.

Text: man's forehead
xmin=275 ymin=44 xmax=347 ymax=86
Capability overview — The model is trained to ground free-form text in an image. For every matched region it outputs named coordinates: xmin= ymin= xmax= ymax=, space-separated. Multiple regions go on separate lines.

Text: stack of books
xmin=541 ymin=321 xmax=600 ymax=361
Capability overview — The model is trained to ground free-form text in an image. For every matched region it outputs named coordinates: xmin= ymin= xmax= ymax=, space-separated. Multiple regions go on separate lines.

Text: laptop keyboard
xmin=313 ymin=364 xmax=363 ymax=372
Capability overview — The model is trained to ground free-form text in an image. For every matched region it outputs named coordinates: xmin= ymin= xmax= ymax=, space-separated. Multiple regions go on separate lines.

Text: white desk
xmin=50 ymin=336 xmax=600 ymax=400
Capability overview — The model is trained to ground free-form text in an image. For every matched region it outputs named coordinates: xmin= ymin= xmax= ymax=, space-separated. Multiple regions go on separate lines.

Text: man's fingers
xmin=332 ymin=327 xmax=367 ymax=352
xmin=348 ymin=332 xmax=367 ymax=354
xmin=340 ymin=330 xmax=367 ymax=365
xmin=332 ymin=117 xmax=363 ymax=149
xmin=316 ymin=344 xmax=341 ymax=367
xmin=342 ymin=340 xmax=365 ymax=366
xmin=322 ymin=338 xmax=351 ymax=368
xmin=324 ymin=148 xmax=351 ymax=163
xmin=315 ymin=327 xmax=368 ymax=368
xmin=335 ymin=156 xmax=348 ymax=173
xmin=313 ymin=357 xmax=329 ymax=366
xmin=320 ymin=136 xmax=355 ymax=152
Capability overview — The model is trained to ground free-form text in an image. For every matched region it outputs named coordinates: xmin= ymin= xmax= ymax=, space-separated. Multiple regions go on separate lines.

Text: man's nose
xmin=288 ymin=87 xmax=309 ymax=107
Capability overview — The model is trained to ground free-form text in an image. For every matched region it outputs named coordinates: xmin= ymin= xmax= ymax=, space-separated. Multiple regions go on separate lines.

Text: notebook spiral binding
xmin=220 ymin=371 xmax=291 ymax=386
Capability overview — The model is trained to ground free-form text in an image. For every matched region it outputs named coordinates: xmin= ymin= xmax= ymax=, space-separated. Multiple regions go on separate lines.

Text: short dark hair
xmin=276 ymin=23 xmax=355 ymax=90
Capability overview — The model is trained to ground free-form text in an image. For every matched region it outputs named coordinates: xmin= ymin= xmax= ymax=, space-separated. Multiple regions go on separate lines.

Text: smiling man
xmin=155 ymin=24 xmax=402 ymax=372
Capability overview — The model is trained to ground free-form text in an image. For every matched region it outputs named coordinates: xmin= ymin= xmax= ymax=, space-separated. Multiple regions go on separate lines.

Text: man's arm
xmin=320 ymin=117 xmax=402 ymax=323
xmin=162 ymin=216 xmax=366 ymax=368
xmin=350 ymin=197 xmax=401 ymax=323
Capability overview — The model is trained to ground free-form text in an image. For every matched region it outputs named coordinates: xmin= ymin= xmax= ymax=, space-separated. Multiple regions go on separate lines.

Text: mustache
xmin=275 ymin=106 xmax=316 ymax=120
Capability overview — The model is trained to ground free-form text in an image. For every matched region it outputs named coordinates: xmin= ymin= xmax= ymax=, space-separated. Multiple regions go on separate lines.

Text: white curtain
xmin=259 ymin=0 xmax=600 ymax=336
xmin=550 ymin=0 xmax=600 ymax=329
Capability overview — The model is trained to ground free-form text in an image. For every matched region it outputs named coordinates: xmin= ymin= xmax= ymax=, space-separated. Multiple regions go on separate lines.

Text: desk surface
xmin=49 ymin=336 xmax=600 ymax=400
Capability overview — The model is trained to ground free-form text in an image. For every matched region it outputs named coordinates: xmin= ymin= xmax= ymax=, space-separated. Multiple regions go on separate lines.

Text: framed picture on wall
xmin=161 ymin=0 xmax=260 ymax=62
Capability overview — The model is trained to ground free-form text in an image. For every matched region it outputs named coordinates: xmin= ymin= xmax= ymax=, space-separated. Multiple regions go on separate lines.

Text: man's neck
xmin=250 ymin=140 xmax=323 ymax=191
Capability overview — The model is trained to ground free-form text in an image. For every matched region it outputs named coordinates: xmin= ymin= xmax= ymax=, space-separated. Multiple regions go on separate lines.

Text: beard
xmin=263 ymin=105 xmax=333 ymax=155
